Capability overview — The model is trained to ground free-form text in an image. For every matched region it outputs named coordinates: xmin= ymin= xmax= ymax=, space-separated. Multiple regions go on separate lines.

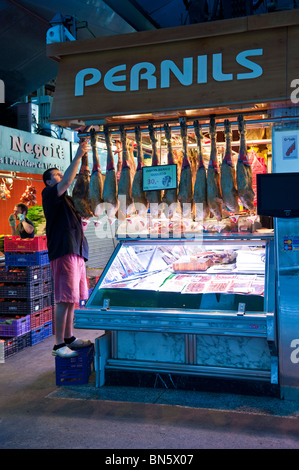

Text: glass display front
xmin=89 ymin=240 xmax=268 ymax=312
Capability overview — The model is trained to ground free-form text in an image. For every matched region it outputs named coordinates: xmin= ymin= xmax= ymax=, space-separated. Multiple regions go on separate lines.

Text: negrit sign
xmin=0 ymin=125 xmax=71 ymax=174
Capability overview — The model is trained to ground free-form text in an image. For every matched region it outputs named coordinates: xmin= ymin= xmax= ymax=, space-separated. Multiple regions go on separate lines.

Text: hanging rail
xmin=78 ymin=117 xmax=273 ymax=139
xmin=0 ymin=171 xmax=43 ymax=182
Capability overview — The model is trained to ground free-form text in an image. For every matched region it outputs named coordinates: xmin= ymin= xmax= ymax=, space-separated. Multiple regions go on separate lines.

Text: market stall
xmin=47 ymin=8 xmax=299 ymax=399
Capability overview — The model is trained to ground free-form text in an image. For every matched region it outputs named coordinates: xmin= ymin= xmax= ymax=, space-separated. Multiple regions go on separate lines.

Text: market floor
xmin=1 ymin=329 xmax=299 ymax=450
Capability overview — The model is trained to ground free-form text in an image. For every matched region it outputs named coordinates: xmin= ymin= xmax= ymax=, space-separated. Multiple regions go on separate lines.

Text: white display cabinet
xmin=74 ymin=234 xmax=277 ymax=387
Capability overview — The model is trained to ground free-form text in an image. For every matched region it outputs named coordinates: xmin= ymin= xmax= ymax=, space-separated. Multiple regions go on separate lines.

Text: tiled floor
xmin=1 ymin=329 xmax=299 ymax=449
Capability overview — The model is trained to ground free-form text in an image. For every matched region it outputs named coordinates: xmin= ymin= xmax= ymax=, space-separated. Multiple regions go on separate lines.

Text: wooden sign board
xmin=47 ymin=10 xmax=299 ymax=126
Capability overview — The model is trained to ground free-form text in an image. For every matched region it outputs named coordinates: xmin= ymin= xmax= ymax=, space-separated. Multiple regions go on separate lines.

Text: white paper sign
xmin=282 ymin=134 xmax=298 ymax=160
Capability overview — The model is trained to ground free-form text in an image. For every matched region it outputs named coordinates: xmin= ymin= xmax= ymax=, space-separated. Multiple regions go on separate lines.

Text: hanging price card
xmin=142 ymin=164 xmax=177 ymax=191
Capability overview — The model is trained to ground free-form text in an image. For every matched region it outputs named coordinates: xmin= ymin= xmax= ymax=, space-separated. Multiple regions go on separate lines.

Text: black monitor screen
xmin=257 ymin=172 xmax=299 ymax=218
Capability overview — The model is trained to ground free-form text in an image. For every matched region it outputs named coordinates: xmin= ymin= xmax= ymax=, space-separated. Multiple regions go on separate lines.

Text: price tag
xmin=142 ymin=164 xmax=177 ymax=191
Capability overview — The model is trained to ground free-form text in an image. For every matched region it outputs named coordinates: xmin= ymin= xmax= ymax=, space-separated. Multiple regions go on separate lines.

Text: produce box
xmin=16 ymin=332 xmax=31 ymax=353
xmin=43 ymin=320 xmax=53 ymax=339
xmin=30 ymin=310 xmax=45 ymax=330
xmin=0 ymin=314 xmax=31 ymax=337
xmin=42 ymin=293 xmax=54 ymax=310
xmin=0 ymin=296 xmax=43 ymax=315
xmin=4 ymin=236 xmax=47 ymax=252
xmin=40 ymin=264 xmax=52 ymax=282
xmin=41 ymin=280 xmax=53 ymax=295
xmin=0 ymin=337 xmax=17 ymax=359
xmin=55 ymin=344 xmax=94 ymax=386
xmin=0 ymin=339 xmax=4 ymax=363
xmin=5 ymin=251 xmax=49 ymax=267
xmin=30 ymin=325 xmax=44 ymax=346
xmin=42 ymin=306 xmax=54 ymax=324
xmin=0 ymin=265 xmax=41 ymax=283
xmin=86 ymin=275 xmax=101 ymax=290
xmin=0 ymin=282 xmax=42 ymax=299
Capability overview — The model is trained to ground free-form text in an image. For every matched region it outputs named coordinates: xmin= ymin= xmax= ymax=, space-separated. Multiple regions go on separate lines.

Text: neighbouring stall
xmin=0 ymin=124 xmax=71 ymax=236
xmin=47 ymin=8 xmax=299 ymax=400
xmin=0 ymin=127 xmax=72 ymax=358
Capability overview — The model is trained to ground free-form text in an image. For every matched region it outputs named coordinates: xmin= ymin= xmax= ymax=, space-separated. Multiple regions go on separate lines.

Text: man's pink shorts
xmin=50 ymin=254 xmax=89 ymax=303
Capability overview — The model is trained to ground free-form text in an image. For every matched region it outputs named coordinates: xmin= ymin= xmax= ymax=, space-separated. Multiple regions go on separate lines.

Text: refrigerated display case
xmin=74 ymin=234 xmax=277 ymax=387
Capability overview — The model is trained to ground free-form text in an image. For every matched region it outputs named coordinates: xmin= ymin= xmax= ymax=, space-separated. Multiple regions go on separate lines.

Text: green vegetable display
xmin=27 ymin=205 xmax=46 ymax=235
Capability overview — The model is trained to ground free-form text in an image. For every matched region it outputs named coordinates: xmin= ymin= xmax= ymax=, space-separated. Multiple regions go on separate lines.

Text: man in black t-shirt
xmin=8 ymin=203 xmax=35 ymax=238
xmin=42 ymin=139 xmax=91 ymax=358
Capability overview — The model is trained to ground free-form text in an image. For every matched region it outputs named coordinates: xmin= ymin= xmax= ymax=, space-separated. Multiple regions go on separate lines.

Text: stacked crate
xmin=0 ymin=236 xmax=54 ymax=360
xmin=55 ymin=344 xmax=94 ymax=386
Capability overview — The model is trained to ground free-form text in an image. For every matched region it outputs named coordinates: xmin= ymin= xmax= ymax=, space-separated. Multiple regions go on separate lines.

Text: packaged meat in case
xmin=182 ymin=281 xmax=207 ymax=294
xmin=173 ymin=256 xmax=212 ymax=272
xmin=159 ymin=273 xmax=192 ymax=292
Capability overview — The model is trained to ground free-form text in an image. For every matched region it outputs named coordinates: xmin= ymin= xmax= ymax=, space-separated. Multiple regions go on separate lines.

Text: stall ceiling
xmin=0 ymin=0 xmax=135 ymax=104
xmin=0 ymin=0 xmax=295 ymax=106
xmin=0 ymin=0 xmax=193 ymax=105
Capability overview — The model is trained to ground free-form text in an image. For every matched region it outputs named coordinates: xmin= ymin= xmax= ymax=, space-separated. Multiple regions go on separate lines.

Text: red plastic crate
xmin=0 ymin=315 xmax=31 ymax=337
xmin=42 ymin=306 xmax=54 ymax=324
xmin=86 ymin=275 xmax=101 ymax=289
xmin=4 ymin=236 xmax=48 ymax=252
xmin=30 ymin=310 xmax=44 ymax=329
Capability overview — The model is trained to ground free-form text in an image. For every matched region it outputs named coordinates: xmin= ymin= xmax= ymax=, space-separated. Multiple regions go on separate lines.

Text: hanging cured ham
xmin=128 ymin=139 xmax=137 ymax=175
xmin=207 ymin=117 xmax=223 ymax=220
xmin=131 ymin=125 xmax=148 ymax=214
xmin=162 ymin=123 xmax=180 ymax=218
xmin=146 ymin=124 xmax=162 ymax=217
xmin=103 ymin=125 xmax=119 ymax=218
xmin=89 ymin=129 xmax=104 ymax=217
xmin=193 ymin=120 xmax=209 ymax=220
xmin=220 ymin=119 xmax=239 ymax=213
xmin=178 ymin=119 xmax=193 ymax=218
xmin=115 ymin=140 xmax=122 ymax=182
xmin=237 ymin=115 xmax=255 ymax=211
xmin=72 ymin=146 xmax=93 ymax=219
xmin=118 ymin=125 xmax=134 ymax=216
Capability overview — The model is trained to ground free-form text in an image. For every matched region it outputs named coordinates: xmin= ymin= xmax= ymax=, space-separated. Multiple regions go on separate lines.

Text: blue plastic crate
xmin=43 ymin=320 xmax=53 ymax=339
xmin=5 ymin=251 xmax=49 ymax=267
xmin=55 ymin=344 xmax=94 ymax=386
xmin=30 ymin=325 xmax=44 ymax=346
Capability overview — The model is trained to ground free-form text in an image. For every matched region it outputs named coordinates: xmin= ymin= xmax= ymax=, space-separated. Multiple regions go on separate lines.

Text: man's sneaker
xmin=52 ymin=345 xmax=78 ymax=358
xmin=67 ymin=338 xmax=92 ymax=350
